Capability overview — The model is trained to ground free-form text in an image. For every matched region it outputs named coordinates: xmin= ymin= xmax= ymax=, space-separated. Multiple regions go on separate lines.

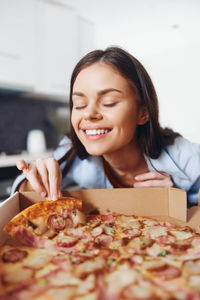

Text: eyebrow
xmin=72 ymin=88 xmax=122 ymax=97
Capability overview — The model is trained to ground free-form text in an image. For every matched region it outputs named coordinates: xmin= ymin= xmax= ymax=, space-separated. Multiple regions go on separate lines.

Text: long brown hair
xmin=58 ymin=46 xmax=180 ymax=174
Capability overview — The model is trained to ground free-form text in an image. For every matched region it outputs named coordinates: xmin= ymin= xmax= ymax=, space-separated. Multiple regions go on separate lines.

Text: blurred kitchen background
xmin=0 ymin=0 xmax=200 ymax=200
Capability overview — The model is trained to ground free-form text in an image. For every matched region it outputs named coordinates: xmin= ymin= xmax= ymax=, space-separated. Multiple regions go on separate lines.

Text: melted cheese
xmin=72 ymin=210 xmax=86 ymax=226
xmin=105 ymin=264 xmax=137 ymax=291
xmin=149 ymin=226 xmax=167 ymax=239
xmin=50 ymin=271 xmax=81 ymax=286
xmin=142 ymin=259 xmax=166 ymax=270
xmin=24 ymin=250 xmax=54 ymax=269
xmin=3 ymin=266 xmax=33 ymax=284
xmin=75 ymin=257 xmax=105 ymax=277
xmin=127 ymin=284 xmax=152 ymax=298
xmin=35 ymin=264 xmax=59 ymax=278
xmin=75 ymin=292 xmax=97 ymax=300
xmin=109 ymin=239 xmax=123 ymax=249
xmin=34 ymin=286 xmax=77 ymax=300
xmin=189 ymin=275 xmax=200 ymax=291
xmin=115 ymin=216 xmax=140 ymax=229
xmin=146 ymin=243 xmax=166 ymax=257
xmin=76 ymin=274 xmax=95 ymax=295
xmin=170 ymin=230 xmax=193 ymax=241
xmin=183 ymin=260 xmax=200 ymax=275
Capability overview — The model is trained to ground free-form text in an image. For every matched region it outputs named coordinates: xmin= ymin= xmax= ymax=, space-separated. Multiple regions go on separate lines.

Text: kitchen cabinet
xmin=0 ymin=0 xmax=94 ymax=99
xmin=0 ymin=0 xmax=36 ymax=91
xmin=35 ymin=0 xmax=79 ymax=98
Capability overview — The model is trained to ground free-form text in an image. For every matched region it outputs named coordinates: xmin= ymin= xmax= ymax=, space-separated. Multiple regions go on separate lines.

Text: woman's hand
xmin=133 ymin=171 xmax=173 ymax=188
xmin=16 ymin=158 xmax=62 ymax=200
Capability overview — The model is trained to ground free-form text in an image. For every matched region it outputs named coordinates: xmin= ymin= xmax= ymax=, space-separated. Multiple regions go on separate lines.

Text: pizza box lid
xmin=0 ymin=187 xmax=200 ymax=245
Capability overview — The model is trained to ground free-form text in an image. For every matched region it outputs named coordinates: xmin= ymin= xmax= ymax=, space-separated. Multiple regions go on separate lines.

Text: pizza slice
xmin=3 ymin=197 xmax=87 ymax=253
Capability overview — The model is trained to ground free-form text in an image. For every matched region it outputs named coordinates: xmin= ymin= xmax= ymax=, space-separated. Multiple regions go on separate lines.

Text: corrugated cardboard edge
xmin=0 ymin=193 xmax=20 ymax=246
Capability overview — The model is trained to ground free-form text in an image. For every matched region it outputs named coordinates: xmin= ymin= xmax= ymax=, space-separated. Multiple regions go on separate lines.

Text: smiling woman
xmin=71 ymin=62 xmax=146 ymax=157
xmin=12 ymin=46 xmax=200 ymax=206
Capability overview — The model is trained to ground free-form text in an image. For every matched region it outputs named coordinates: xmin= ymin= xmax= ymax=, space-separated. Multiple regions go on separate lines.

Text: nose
xmin=83 ymin=103 xmax=103 ymax=120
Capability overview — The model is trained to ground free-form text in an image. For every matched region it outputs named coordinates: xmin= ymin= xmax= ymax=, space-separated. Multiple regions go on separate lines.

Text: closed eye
xmin=73 ymin=105 xmax=87 ymax=110
xmin=103 ymin=103 xmax=117 ymax=107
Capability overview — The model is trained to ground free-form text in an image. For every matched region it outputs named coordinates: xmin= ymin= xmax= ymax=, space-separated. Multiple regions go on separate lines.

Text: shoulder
xmin=53 ymin=136 xmax=72 ymax=161
xmin=147 ymin=136 xmax=200 ymax=185
xmin=164 ymin=137 xmax=200 ymax=183
xmin=165 ymin=136 xmax=200 ymax=163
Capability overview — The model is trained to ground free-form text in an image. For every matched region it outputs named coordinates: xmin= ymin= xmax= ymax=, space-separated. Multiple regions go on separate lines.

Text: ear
xmin=137 ymin=105 xmax=149 ymax=125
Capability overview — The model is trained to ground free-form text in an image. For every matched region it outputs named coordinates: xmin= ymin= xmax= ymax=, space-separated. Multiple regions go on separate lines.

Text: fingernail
xmin=40 ymin=192 xmax=46 ymax=198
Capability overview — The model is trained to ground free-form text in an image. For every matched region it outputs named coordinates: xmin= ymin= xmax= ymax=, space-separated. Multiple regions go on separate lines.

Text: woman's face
xmin=71 ymin=62 xmax=146 ymax=157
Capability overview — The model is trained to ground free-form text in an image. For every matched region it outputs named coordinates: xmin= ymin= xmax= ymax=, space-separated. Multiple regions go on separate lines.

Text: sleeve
xmin=167 ymin=137 xmax=200 ymax=205
xmin=10 ymin=172 xmax=26 ymax=195
xmin=53 ymin=136 xmax=79 ymax=189
xmin=53 ymin=135 xmax=72 ymax=161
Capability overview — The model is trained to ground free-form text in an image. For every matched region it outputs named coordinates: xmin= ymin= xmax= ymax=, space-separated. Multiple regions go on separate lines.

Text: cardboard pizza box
xmin=0 ymin=187 xmax=200 ymax=246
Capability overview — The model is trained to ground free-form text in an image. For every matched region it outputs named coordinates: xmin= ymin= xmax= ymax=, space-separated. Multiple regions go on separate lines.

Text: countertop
xmin=0 ymin=151 xmax=53 ymax=168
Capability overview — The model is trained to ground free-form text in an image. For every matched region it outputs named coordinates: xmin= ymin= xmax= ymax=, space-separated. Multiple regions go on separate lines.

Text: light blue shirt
xmin=12 ymin=136 xmax=200 ymax=206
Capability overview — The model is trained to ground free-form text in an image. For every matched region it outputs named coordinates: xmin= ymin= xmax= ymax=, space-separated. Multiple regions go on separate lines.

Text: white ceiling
xmin=62 ymin=0 xmax=200 ymax=59
xmin=63 ymin=0 xmax=200 ymax=28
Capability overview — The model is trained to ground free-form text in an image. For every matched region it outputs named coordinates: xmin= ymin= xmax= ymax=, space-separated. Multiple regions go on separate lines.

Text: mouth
xmin=83 ymin=128 xmax=111 ymax=136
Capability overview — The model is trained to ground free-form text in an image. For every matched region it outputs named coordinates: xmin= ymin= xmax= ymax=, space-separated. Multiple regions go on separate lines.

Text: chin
xmin=84 ymin=146 xmax=106 ymax=157
xmin=86 ymin=150 xmax=104 ymax=156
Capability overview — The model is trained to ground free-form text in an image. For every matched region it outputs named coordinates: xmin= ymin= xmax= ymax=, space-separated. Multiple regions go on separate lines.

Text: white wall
xmin=65 ymin=0 xmax=200 ymax=143
xmin=95 ymin=4 xmax=200 ymax=143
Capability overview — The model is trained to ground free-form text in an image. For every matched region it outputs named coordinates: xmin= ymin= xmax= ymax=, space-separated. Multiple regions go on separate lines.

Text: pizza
xmin=1 ymin=197 xmax=200 ymax=300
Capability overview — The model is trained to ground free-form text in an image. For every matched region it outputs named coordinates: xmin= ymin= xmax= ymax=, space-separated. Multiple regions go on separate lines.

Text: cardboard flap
xmin=20 ymin=192 xmax=44 ymax=211
xmin=168 ymin=188 xmax=187 ymax=222
xmin=187 ymin=206 xmax=200 ymax=232
xmin=64 ymin=188 xmax=182 ymax=217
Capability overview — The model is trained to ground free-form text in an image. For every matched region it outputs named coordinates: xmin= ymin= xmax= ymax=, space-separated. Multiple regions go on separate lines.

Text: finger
xmin=24 ymin=163 xmax=48 ymax=197
xmin=35 ymin=158 xmax=50 ymax=195
xmin=45 ymin=158 xmax=61 ymax=200
xmin=135 ymin=171 xmax=169 ymax=181
xmin=133 ymin=178 xmax=173 ymax=188
xmin=16 ymin=160 xmax=29 ymax=172
xmin=45 ymin=191 xmax=63 ymax=201
xmin=16 ymin=160 xmax=32 ymax=179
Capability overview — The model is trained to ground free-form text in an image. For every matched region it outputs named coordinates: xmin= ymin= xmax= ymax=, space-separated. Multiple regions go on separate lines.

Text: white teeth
xmin=85 ymin=129 xmax=109 ymax=135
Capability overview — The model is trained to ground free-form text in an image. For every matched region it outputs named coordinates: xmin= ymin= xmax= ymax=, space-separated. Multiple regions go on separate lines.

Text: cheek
xmin=117 ymin=109 xmax=138 ymax=129
xmin=116 ymin=112 xmax=139 ymax=142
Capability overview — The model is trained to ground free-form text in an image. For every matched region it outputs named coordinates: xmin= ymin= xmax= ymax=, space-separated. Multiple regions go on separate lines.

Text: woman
xmin=12 ymin=47 xmax=200 ymax=206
